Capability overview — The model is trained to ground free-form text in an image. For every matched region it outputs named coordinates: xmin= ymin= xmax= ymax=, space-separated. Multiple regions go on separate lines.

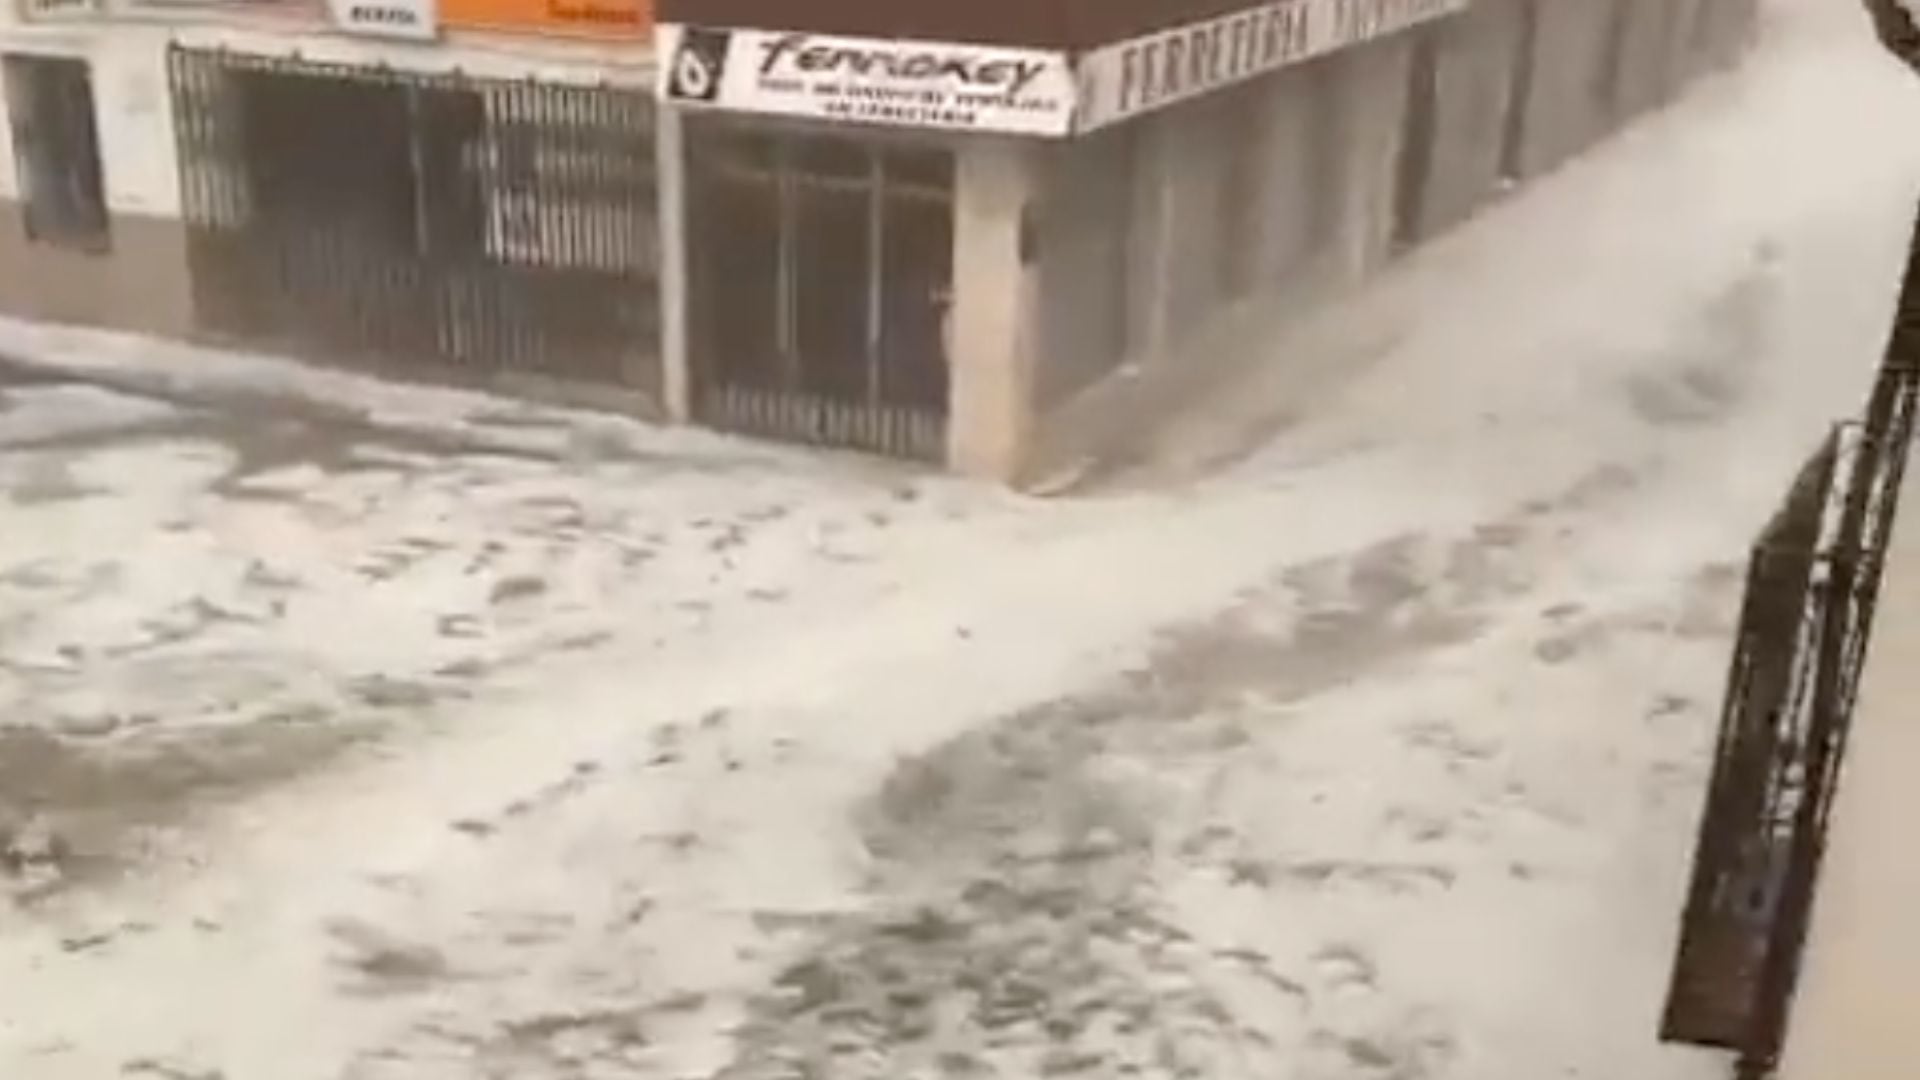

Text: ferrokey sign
xmin=658 ymin=24 xmax=1077 ymax=137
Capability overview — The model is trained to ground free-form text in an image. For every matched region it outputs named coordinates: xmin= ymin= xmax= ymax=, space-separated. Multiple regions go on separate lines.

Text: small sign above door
xmin=327 ymin=0 xmax=438 ymax=39
xmin=1074 ymin=0 xmax=1468 ymax=132
xmin=15 ymin=0 xmax=104 ymax=20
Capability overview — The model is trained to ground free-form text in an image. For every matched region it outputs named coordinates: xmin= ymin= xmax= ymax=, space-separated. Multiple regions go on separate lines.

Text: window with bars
xmin=4 ymin=54 xmax=110 ymax=252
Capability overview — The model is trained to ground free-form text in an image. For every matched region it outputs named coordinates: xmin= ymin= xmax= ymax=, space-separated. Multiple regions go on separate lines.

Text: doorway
xmin=169 ymin=48 xmax=659 ymax=394
xmin=686 ymin=121 xmax=953 ymax=462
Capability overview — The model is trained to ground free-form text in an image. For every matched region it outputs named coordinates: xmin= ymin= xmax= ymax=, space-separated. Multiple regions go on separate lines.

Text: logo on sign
xmin=667 ymin=27 xmax=732 ymax=102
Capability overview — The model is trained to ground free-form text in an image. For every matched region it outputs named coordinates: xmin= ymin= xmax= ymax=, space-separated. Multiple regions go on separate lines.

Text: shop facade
xmin=1 ymin=0 xmax=666 ymax=407
xmin=3 ymin=0 xmax=1758 ymax=477
xmin=655 ymin=0 xmax=1760 ymax=480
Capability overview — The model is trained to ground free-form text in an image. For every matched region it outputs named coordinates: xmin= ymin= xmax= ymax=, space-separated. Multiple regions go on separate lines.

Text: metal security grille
xmin=3 ymin=54 xmax=109 ymax=251
xmin=168 ymin=47 xmax=659 ymax=395
xmin=686 ymin=123 xmax=952 ymax=463
xmin=1662 ymin=204 xmax=1920 ymax=1079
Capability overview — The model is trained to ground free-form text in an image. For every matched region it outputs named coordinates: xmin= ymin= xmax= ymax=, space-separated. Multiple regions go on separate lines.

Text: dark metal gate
xmin=685 ymin=122 xmax=952 ymax=462
xmin=168 ymin=47 xmax=659 ymax=394
xmin=1661 ymin=204 xmax=1920 ymax=1079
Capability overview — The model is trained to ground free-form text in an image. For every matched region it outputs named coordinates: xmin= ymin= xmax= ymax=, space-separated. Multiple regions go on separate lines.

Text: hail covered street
xmin=2 ymin=5 xmax=1916 ymax=1078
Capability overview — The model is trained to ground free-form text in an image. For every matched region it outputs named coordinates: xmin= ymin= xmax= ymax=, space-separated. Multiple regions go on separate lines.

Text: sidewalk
xmin=0 ymin=314 xmax=806 ymax=472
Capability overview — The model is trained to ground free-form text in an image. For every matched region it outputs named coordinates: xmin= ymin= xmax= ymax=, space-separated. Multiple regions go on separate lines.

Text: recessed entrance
xmin=685 ymin=121 xmax=953 ymax=462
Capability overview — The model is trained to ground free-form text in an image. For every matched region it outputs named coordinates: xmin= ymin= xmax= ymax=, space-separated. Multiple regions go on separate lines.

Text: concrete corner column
xmin=947 ymin=138 xmax=1042 ymax=482
xmin=655 ymin=102 xmax=693 ymax=422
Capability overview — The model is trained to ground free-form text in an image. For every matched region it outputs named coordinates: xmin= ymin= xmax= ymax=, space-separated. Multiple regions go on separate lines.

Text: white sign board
xmin=327 ymin=0 xmax=436 ymax=39
xmin=15 ymin=0 xmax=103 ymax=20
xmin=658 ymin=24 xmax=1077 ymax=137
xmin=1074 ymin=0 xmax=1469 ymax=132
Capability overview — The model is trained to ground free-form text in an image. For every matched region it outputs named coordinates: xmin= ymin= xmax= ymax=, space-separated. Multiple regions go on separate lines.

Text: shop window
xmin=4 ymin=54 xmax=110 ymax=252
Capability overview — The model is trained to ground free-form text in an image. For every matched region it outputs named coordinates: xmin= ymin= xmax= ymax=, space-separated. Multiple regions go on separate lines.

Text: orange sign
xmin=441 ymin=0 xmax=649 ymax=37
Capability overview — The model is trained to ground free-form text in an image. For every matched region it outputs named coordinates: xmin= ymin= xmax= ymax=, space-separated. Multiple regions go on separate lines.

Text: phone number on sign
xmin=820 ymin=97 xmax=983 ymax=128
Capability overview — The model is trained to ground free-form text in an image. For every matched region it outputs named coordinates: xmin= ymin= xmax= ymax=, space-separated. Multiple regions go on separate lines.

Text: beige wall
xmin=0 ymin=203 xmax=192 ymax=335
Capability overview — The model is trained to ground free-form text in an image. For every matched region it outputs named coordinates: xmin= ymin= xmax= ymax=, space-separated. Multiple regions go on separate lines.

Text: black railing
xmin=1661 ymin=204 xmax=1920 ymax=1077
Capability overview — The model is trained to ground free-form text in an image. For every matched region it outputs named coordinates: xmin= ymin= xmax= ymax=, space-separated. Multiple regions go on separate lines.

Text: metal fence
xmin=168 ymin=47 xmax=660 ymax=395
xmin=1661 ymin=206 xmax=1920 ymax=1078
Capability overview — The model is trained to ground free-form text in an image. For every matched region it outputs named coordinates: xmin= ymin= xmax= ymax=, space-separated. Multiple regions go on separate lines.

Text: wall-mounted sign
xmin=123 ymin=0 xmax=324 ymax=17
xmin=441 ymin=0 xmax=649 ymax=39
xmin=1074 ymin=0 xmax=1469 ymax=131
xmin=327 ymin=0 xmax=436 ymax=38
xmin=659 ymin=24 xmax=1077 ymax=137
xmin=15 ymin=0 xmax=104 ymax=18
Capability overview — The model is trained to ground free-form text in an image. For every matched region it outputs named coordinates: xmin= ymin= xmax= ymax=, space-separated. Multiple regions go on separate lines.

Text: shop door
xmin=687 ymin=124 xmax=952 ymax=462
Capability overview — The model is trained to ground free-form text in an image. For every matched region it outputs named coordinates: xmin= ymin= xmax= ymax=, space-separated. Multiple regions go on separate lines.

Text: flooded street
xmin=3 ymin=6 xmax=1919 ymax=1078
